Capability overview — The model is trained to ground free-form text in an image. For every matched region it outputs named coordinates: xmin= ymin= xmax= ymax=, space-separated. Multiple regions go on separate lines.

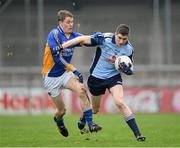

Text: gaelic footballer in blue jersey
xmin=42 ymin=10 xmax=102 ymax=137
xmin=62 ymin=24 xmax=146 ymax=141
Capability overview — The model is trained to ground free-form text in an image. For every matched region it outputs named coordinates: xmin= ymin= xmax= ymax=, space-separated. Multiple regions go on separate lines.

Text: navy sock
xmin=80 ymin=114 xmax=86 ymax=122
xmin=125 ymin=115 xmax=141 ymax=137
xmin=54 ymin=116 xmax=64 ymax=127
xmin=78 ymin=114 xmax=86 ymax=127
xmin=83 ymin=109 xmax=93 ymax=127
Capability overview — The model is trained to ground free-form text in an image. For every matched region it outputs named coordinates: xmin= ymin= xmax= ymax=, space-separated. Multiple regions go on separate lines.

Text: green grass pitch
xmin=0 ymin=113 xmax=180 ymax=147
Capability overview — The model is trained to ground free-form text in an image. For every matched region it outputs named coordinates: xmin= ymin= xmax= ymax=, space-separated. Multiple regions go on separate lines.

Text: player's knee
xmin=116 ymin=99 xmax=126 ymax=109
xmin=77 ymin=88 xmax=86 ymax=99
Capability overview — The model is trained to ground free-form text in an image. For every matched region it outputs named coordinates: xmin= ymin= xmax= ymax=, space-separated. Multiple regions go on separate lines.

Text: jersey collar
xmin=57 ymin=26 xmax=65 ymax=35
xmin=57 ymin=26 xmax=72 ymax=39
xmin=112 ymin=35 xmax=116 ymax=44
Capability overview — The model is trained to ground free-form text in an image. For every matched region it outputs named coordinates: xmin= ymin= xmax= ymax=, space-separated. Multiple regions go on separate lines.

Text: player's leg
xmin=77 ymin=114 xmax=89 ymax=134
xmin=77 ymin=94 xmax=102 ymax=134
xmin=78 ymin=75 xmax=107 ymax=132
xmin=51 ymin=93 xmax=69 ymax=137
xmin=109 ymin=84 xmax=145 ymax=141
xmin=64 ymin=73 xmax=102 ymax=133
xmin=92 ymin=95 xmax=102 ymax=114
xmin=87 ymin=75 xmax=106 ymax=114
xmin=43 ymin=76 xmax=69 ymax=137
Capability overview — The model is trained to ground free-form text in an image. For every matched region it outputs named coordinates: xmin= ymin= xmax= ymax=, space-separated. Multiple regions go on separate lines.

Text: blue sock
xmin=125 ymin=115 xmax=141 ymax=137
xmin=83 ymin=109 xmax=93 ymax=127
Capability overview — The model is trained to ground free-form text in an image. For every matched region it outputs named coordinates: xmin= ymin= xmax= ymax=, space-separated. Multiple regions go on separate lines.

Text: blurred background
xmin=0 ymin=0 xmax=180 ymax=114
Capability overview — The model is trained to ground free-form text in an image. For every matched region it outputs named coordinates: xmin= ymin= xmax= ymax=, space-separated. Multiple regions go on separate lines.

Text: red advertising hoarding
xmin=0 ymin=87 xmax=179 ymax=114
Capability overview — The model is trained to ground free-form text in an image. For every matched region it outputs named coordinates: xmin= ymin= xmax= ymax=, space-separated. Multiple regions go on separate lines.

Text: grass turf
xmin=0 ymin=113 xmax=180 ymax=147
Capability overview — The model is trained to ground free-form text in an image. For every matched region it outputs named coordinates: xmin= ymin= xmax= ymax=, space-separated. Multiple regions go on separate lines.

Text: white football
xmin=114 ymin=55 xmax=133 ymax=71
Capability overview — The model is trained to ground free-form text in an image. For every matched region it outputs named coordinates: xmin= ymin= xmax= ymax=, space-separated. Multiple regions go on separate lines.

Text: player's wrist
xmin=73 ymin=69 xmax=83 ymax=83
xmin=65 ymin=64 xmax=75 ymax=71
xmin=91 ymin=32 xmax=105 ymax=45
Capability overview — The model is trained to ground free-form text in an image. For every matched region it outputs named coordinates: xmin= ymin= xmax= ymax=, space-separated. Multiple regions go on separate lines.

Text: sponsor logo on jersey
xmin=107 ymin=55 xmax=116 ymax=63
xmin=61 ymin=48 xmax=74 ymax=56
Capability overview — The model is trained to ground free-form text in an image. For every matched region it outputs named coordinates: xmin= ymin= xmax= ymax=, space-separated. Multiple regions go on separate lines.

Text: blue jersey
xmin=90 ymin=33 xmax=134 ymax=79
xmin=42 ymin=26 xmax=81 ymax=77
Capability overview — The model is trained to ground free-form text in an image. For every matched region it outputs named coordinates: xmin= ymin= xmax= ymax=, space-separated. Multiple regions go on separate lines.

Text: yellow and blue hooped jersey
xmin=42 ymin=26 xmax=81 ymax=77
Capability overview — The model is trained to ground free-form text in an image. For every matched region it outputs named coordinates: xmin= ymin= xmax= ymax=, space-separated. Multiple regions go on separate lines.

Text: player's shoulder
xmin=103 ymin=32 xmax=114 ymax=38
xmin=71 ymin=31 xmax=82 ymax=38
xmin=72 ymin=31 xmax=82 ymax=36
xmin=123 ymin=41 xmax=134 ymax=56
xmin=102 ymin=32 xmax=114 ymax=44
xmin=47 ymin=28 xmax=57 ymax=39
xmin=46 ymin=28 xmax=60 ymax=46
xmin=126 ymin=41 xmax=134 ymax=52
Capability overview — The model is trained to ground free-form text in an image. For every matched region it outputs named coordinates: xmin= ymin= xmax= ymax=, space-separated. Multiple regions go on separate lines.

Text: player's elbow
xmin=81 ymin=35 xmax=91 ymax=44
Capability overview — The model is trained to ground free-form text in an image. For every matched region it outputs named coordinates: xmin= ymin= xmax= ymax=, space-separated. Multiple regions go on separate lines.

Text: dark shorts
xmin=87 ymin=74 xmax=123 ymax=96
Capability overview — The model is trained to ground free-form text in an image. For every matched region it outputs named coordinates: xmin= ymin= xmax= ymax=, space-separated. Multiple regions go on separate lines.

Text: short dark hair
xmin=57 ymin=10 xmax=73 ymax=21
xmin=115 ymin=24 xmax=130 ymax=36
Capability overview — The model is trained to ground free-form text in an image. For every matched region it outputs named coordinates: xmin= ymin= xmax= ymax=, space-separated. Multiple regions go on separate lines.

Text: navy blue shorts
xmin=87 ymin=74 xmax=123 ymax=96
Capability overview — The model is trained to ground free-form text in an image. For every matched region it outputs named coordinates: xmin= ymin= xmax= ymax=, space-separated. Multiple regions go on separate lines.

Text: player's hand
xmin=120 ymin=62 xmax=133 ymax=75
xmin=65 ymin=64 xmax=75 ymax=71
xmin=52 ymin=46 xmax=63 ymax=55
xmin=73 ymin=69 xmax=83 ymax=83
xmin=92 ymin=32 xmax=105 ymax=45
xmin=65 ymin=64 xmax=83 ymax=83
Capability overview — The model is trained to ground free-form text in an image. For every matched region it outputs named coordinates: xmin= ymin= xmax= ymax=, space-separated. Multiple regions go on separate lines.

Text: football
xmin=114 ymin=55 xmax=133 ymax=71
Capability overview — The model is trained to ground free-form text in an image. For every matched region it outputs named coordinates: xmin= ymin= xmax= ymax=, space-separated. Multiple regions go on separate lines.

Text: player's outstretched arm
xmin=62 ymin=35 xmax=91 ymax=49
xmin=62 ymin=32 xmax=105 ymax=49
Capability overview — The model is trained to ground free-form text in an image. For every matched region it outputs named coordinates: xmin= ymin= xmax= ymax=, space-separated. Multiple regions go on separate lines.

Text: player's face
xmin=115 ymin=33 xmax=128 ymax=47
xmin=59 ymin=16 xmax=74 ymax=35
